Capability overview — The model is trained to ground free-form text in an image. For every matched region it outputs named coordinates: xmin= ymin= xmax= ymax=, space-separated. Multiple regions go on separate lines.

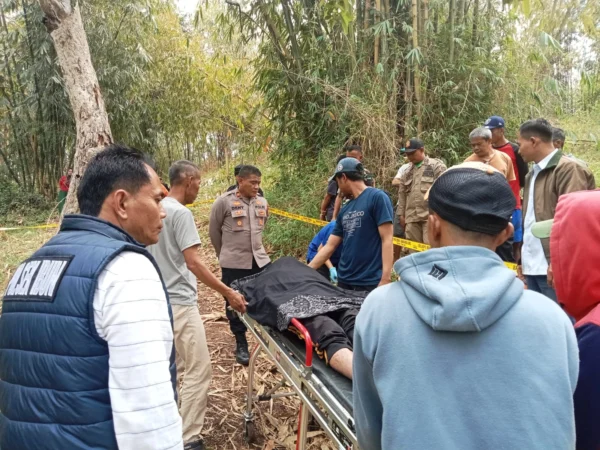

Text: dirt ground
xmin=192 ymin=207 xmax=335 ymax=450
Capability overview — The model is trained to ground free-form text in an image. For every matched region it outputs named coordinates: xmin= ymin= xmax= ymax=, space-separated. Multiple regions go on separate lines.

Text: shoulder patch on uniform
xmin=3 ymin=256 xmax=73 ymax=302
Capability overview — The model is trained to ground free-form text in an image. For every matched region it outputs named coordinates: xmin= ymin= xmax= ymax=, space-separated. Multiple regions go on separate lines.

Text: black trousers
xmin=316 ymin=264 xmax=330 ymax=281
xmin=306 ymin=256 xmax=331 ymax=282
xmin=338 ymin=281 xmax=378 ymax=294
xmin=222 ymin=259 xmax=267 ymax=336
xmin=299 ymin=309 xmax=359 ymax=363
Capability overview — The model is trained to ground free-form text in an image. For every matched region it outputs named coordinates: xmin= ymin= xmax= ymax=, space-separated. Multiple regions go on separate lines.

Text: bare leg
xmin=329 ymin=348 xmax=353 ymax=379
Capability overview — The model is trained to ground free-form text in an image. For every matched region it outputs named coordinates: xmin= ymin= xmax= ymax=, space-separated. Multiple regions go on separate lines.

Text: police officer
xmin=396 ymin=139 xmax=446 ymax=249
xmin=209 ymin=165 xmax=270 ymax=365
xmin=227 ymin=164 xmax=265 ymax=197
xmin=0 ymin=145 xmax=182 ymax=450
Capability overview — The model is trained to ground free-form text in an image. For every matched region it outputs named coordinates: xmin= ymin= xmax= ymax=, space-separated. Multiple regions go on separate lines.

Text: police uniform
xmin=397 ymin=156 xmax=446 ymax=248
xmin=209 ymin=189 xmax=271 ymax=337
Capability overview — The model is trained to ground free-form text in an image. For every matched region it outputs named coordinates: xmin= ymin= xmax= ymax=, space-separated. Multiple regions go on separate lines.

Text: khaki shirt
xmin=397 ymin=156 xmax=447 ymax=223
xmin=209 ymin=190 xmax=271 ymax=270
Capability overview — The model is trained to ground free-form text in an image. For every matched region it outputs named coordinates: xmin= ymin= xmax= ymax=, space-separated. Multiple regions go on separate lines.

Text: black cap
xmin=428 ymin=165 xmax=516 ymax=235
xmin=400 ymin=138 xmax=424 ymax=154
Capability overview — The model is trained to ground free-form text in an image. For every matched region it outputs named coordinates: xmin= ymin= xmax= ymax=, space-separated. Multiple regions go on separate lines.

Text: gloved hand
xmin=329 ymin=267 xmax=338 ymax=284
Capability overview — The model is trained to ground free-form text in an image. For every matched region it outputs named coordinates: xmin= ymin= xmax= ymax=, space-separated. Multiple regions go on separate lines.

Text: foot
xmin=235 ymin=336 xmax=250 ymax=366
xmin=184 ymin=438 xmax=205 ymax=450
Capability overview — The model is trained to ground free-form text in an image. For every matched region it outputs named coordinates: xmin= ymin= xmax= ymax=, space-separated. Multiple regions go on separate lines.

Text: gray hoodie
xmin=353 ymin=246 xmax=578 ymax=450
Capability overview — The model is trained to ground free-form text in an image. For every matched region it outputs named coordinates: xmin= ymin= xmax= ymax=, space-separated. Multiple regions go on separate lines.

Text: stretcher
xmin=239 ymin=313 xmax=358 ymax=450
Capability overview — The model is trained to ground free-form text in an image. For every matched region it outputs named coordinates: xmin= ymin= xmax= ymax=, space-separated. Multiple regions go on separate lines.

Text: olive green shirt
xmin=397 ymin=156 xmax=447 ymax=223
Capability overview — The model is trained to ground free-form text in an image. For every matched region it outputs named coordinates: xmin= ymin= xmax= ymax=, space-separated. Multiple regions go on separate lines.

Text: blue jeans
xmin=526 ymin=275 xmax=558 ymax=303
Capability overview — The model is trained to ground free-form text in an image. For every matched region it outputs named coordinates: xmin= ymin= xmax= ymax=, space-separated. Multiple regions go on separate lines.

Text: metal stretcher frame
xmin=239 ymin=313 xmax=358 ymax=450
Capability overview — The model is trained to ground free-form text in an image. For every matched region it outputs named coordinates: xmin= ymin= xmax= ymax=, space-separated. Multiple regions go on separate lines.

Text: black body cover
xmin=232 ymin=257 xmax=366 ymax=331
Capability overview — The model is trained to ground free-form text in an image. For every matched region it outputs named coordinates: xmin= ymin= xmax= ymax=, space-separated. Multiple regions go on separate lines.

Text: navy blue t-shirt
xmin=332 ymin=188 xmax=393 ymax=286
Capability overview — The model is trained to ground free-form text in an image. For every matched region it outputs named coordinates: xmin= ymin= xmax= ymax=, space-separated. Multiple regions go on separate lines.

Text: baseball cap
xmin=428 ymin=163 xmax=516 ymax=235
xmin=329 ymin=157 xmax=364 ymax=181
xmin=531 ymin=219 xmax=553 ymax=239
xmin=483 ymin=116 xmax=505 ymax=129
xmin=400 ymin=138 xmax=424 ymax=154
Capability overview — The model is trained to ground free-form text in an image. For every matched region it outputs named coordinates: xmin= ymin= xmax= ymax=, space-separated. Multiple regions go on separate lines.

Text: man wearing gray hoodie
xmin=353 ymin=164 xmax=579 ymax=450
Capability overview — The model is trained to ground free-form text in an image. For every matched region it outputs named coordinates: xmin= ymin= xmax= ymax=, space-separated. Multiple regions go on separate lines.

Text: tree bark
xmin=412 ymin=0 xmax=422 ymax=134
xmin=449 ymin=0 xmax=456 ymax=64
xmin=374 ymin=0 xmax=381 ymax=66
xmin=37 ymin=0 xmax=112 ymax=217
xmin=456 ymin=0 xmax=464 ymax=25
xmin=381 ymin=0 xmax=390 ymax=64
xmin=472 ymin=0 xmax=479 ymax=47
xmin=404 ymin=64 xmax=413 ymax=136
xmin=422 ymin=0 xmax=429 ymax=47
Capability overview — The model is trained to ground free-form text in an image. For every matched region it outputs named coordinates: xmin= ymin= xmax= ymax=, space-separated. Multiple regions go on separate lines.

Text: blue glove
xmin=329 ymin=267 xmax=338 ymax=284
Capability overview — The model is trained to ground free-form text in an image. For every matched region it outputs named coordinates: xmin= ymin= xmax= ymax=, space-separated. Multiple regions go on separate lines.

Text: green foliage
xmin=0 ymin=178 xmax=55 ymax=226
xmin=216 ymin=0 xmax=600 ymax=196
xmin=0 ymin=0 xmax=74 ymax=196
xmin=0 ymin=0 xmax=266 ymax=198
xmin=262 ymin=154 xmax=336 ymax=259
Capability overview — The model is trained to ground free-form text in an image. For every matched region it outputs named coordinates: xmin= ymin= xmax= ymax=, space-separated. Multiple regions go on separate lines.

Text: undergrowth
xmin=0 ymin=181 xmax=57 ymax=227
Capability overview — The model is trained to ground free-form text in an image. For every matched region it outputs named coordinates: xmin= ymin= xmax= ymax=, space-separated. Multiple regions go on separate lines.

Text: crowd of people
xmin=0 ymin=115 xmax=598 ymax=450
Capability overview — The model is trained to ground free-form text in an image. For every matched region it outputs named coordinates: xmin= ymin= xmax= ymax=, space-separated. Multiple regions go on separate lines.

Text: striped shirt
xmin=93 ymin=252 xmax=183 ymax=450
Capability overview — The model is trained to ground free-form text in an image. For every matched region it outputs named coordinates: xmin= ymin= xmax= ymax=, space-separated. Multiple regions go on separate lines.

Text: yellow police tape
xmin=1 ymin=199 xmax=517 ymax=271
xmin=187 ymin=199 xmax=215 ymax=207
xmin=0 ymin=200 xmax=215 ymax=231
xmin=268 ymin=207 xmax=518 ymax=271
xmin=0 ymin=223 xmax=59 ymax=232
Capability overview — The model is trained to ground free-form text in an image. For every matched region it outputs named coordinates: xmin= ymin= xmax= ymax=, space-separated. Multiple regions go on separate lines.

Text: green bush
xmin=262 ymin=152 xmax=338 ymax=260
xmin=0 ymin=181 xmax=56 ymax=226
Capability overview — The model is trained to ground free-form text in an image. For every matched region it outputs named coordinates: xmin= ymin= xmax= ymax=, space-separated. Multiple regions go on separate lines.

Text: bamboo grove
xmin=218 ymin=0 xmax=599 ymax=180
xmin=0 ymin=0 xmax=598 ymax=203
xmin=0 ymin=0 xmax=263 ymax=201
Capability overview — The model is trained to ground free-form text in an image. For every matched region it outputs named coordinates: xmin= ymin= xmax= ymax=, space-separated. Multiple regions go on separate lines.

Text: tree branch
xmin=38 ymin=0 xmax=72 ymax=32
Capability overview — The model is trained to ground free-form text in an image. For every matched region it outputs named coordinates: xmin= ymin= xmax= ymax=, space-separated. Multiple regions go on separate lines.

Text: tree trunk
xmin=404 ymin=64 xmax=413 ymax=136
xmin=412 ymin=0 xmax=422 ymax=134
xmin=472 ymin=0 xmax=479 ymax=47
xmin=374 ymin=0 xmax=381 ymax=66
xmin=38 ymin=0 xmax=112 ymax=217
xmin=456 ymin=0 xmax=464 ymax=25
xmin=381 ymin=0 xmax=389 ymax=65
xmin=449 ymin=0 xmax=456 ymax=64
xmin=422 ymin=0 xmax=429 ymax=48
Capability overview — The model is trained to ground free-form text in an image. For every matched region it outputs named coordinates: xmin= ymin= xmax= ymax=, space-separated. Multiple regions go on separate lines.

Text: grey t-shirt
xmin=148 ymin=197 xmax=201 ymax=306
